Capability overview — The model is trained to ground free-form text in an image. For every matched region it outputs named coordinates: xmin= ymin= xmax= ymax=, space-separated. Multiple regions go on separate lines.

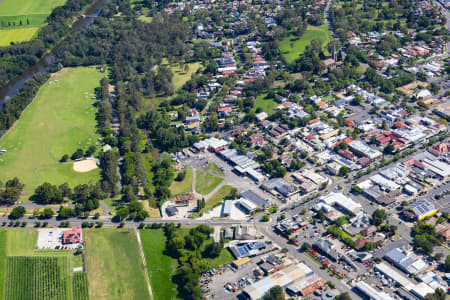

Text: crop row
xmin=72 ymin=272 xmax=89 ymax=300
xmin=5 ymin=256 xmax=69 ymax=300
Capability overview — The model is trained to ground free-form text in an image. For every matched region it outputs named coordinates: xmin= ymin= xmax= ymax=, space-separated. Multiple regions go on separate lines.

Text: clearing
xmin=169 ymin=168 xmax=193 ymax=196
xmin=84 ymin=228 xmax=150 ymax=300
xmin=0 ymin=27 xmax=39 ymax=46
xmin=280 ymin=25 xmax=333 ymax=63
xmin=140 ymin=229 xmax=179 ymax=300
xmin=195 ymin=171 xmax=223 ymax=195
xmin=0 ymin=67 xmax=103 ymax=198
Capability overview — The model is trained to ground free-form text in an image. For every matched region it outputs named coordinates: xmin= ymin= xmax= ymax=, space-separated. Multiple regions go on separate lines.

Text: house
xmin=261 ymin=178 xmax=299 ymax=201
xmin=62 ymin=226 xmax=82 ymax=244
xmin=361 ymin=225 xmax=377 ymax=237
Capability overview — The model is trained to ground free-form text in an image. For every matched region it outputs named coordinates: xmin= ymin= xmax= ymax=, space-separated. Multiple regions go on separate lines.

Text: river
xmin=0 ymin=0 xmax=106 ymax=105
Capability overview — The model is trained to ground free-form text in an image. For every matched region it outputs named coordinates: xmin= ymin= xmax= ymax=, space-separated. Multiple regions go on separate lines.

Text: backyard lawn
xmin=140 ymin=229 xmax=179 ymax=300
xmin=84 ymin=228 xmax=150 ymax=300
xmin=0 ymin=67 xmax=103 ymax=198
xmin=169 ymin=168 xmax=193 ymax=196
xmin=280 ymin=25 xmax=333 ymax=63
xmin=195 ymin=171 xmax=223 ymax=195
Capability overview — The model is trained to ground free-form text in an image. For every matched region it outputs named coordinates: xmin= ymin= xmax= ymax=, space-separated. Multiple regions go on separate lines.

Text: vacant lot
xmin=140 ymin=229 xmax=178 ymax=300
xmin=280 ymin=25 xmax=333 ymax=63
xmin=170 ymin=168 xmax=193 ymax=196
xmin=195 ymin=171 xmax=223 ymax=195
xmin=0 ymin=0 xmax=66 ymax=15
xmin=0 ymin=27 xmax=39 ymax=46
xmin=84 ymin=229 xmax=150 ymax=300
xmin=254 ymin=93 xmax=278 ymax=114
xmin=0 ymin=67 xmax=103 ymax=198
xmin=205 ymin=163 xmax=223 ymax=176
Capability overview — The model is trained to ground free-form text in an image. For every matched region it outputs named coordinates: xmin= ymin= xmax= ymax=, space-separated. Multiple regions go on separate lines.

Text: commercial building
xmin=62 ymin=226 xmax=82 ymax=244
xmin=313 ymin=239 xmax=340 ymax=261
xmin=320 ymin=192 xmax=362 ymax=215
xmin=409 ymin=199 xmax=437 ymax=221
xmin=384 ymin=248 xmax=429 ymax=275
xmin=239 ymin=198 xmax=258 ymax=214
xmin=193 ymin=137 xmax=229 ymax=152
xmin=243 ymin=263 xmax=312 ymax=300
xmin=229 ymin=242 xmax=267 ymax=259
xmin=241 ymin=190 xmax=270 ymax=209
xmin=354 ymin=281 xmax=395 ymax=300
xmin=222 ymin=200 xmax=233 ymax=217
xmin=261 ymin=178 xmax=299 ymax=201
xmin=348 ymin=140 xmax=382 ymax=160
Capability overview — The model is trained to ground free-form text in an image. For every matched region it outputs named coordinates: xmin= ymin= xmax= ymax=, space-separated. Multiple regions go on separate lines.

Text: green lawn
xmin=195 ymin=171 xmax=223 ymax=195
xmin=0 ymin=231 xmax=6 ymax=299
xmin=169 ymin=168 xmax=193 ymax=196
xmin=6 ymin=229 xmax=37 ymax=256
xmin=140 ymin=229 xmax=179 ymax=300
xmin=0 ymin=27 xmax=39 ymax=46
xmin=84 ymin=228 xmax=150 ymax=300
xmin=205 ymin=163 xmax=224 ymax=176
xmin=138 ymin=16 xmax=152 ymax=23
xmin=280 ymin=25 xmax=333 ymax=63
xmin=0 ymin=0 xmax=66 ymax=15
xmin=254 ymin=93 xmax=278 ymax=114
xmin=0 ymin=67 xmax=103 ymax=198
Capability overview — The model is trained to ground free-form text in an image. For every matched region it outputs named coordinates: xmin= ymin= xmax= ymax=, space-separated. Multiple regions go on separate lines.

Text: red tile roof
xmin=62 ymin=226 xmax=82 ymax=244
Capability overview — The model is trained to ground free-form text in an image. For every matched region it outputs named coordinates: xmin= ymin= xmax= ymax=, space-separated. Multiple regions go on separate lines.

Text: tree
xmin=263 ymin=285 xmax=285 ymax=300
xmin=383 ymin=143 xmax=395 ymax=154
xmin=371 ymin=209 xmax=387 ymax=226
xmin=301 ymin=242 xmax=310 ymax=251
xmin=40 ymin=208 xmax=54 ymax=219
xmin=336 ymin=293 xmax=351 ymax=300
xmin=71 ymin=149 xmax=84 ymax=160
xmin=445 ymin=255 xmax=450 ymax=271
xmin=424 ymin=288 xmax=446 ymax=300
xmin=9 ymin=206 xmax=26 ymax=219
xmin=261 ymin=215 xmax=270 ymax=222
xmin=60 ymin=154 xmax=69 ymax=162
xmin=203 ymin=242 xmax=222 ymax=258
xmin=116 ymin=207 xmax=129 ymax=221
xmin=338 ymin=166 xmax=350 ymax=177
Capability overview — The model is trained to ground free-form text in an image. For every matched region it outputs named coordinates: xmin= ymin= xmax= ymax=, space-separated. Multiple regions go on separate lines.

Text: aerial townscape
xmin=0 ymin=0 xmax=450 ymax=299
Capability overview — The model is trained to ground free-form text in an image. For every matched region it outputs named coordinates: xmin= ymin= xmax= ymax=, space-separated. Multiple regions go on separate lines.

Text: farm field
xmin=280 ymin=25 xmax=333 ymax=63
xmin=0 ymin=231 xmax=6 ymax=299
xmin=0 ymin=67 xmax=103 ymax=198
xmin=195 ymin=171 xmax=223 ymax=195
xmin=72 ymin=272 xmax=89 ymax=300
xmin=0 ymin=0 xmax=66 ymax=16
xmin=84 ymin=228 xmax=150 ymax=300
xmin=0 ymin=27 xmax=39 ymax=46
xmin=140 ymin=229 xmax=179 ymax=300
xmin=5 ymin=256 xmax=71 ymax=300
xmin=169 ymin=168 xmax=194 ymax=196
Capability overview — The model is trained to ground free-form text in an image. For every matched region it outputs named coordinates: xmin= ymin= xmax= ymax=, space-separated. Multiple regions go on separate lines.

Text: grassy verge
xmin=140 ymin=229 xmax=179 ymax=300
xmin=195 ymin=171 xmax=223 ymax=195
xmin=0 ymin=67 xmax=103 ymax=198
xmin=169 ymin=168 xmax=193 ymax=196
xmin=84 ymin=228 xmax=150 ymax=300
xmin=280 ymin=25 xmax=333 ymax=63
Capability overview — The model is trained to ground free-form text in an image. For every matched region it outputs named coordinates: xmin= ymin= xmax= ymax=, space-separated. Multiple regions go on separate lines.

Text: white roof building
xmin=320 ymin=192 xmax=362 ymax=215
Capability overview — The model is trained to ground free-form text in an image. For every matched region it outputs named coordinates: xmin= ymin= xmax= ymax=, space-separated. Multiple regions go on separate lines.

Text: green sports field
xmin=0 ymin=67 xmax=103 ymax=199
xmin=280 ymin=25 xmax=333 ymax=63
xmin=0 ymin=0 xmax=66 ymax=16
xmin=84 ymin=229 xmax=150 ymax=300
xmin=0 ymin=27 xmax=39 ymax=46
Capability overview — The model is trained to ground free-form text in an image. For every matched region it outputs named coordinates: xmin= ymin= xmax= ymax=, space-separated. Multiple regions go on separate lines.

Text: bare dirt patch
xmin=73 ymin=158 xmax=98 ymax=173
